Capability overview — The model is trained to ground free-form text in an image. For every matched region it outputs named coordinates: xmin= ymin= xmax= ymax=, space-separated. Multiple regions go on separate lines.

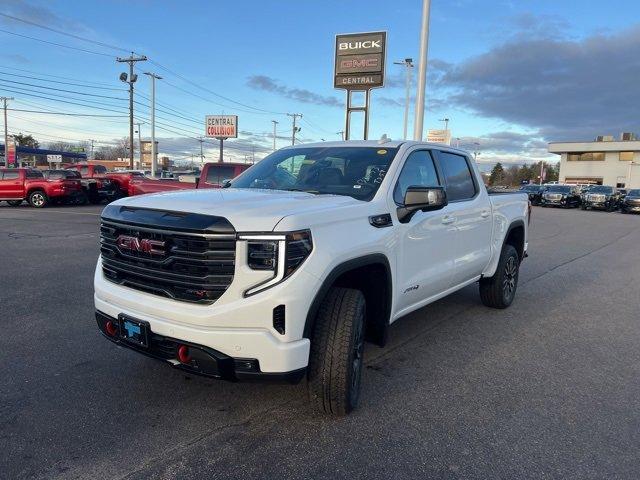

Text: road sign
xmin=334 ymin=31 xmax=386 ymax=90
xmin=71 ymin=146 xmax=85 ymax=153
xmin=205 ymin=115 xmax=238 ymax=139
xmin=47 ymin=154 xmax=62 ymax=163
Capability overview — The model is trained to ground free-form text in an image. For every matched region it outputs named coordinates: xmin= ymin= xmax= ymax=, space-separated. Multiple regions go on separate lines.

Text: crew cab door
xmin=0 ymin=170 xmax=24 ymax=199
xmin=391 ymin=149 xmax=456 ymax=314
xmin=432 ymin=150 xmax=492 ymax=286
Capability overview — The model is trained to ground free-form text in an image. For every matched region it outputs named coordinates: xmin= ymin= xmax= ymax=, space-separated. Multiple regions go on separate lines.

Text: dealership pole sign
xmin=206 ymin=115 xmax=238 ymax=163
xmin=334 ymin=31 xmax=386 ymax=140
xmin=6 ymin=135 xmax=16 ymax=167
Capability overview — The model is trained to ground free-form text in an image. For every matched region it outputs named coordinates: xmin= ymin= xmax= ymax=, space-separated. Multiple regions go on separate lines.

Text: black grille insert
xmin=100 ymin=216 xmax=236 ymax=305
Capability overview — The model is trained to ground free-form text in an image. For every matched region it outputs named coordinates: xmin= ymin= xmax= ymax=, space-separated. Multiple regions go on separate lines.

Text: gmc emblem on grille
xmin=116 ymin=235 xmax=165 ymax=255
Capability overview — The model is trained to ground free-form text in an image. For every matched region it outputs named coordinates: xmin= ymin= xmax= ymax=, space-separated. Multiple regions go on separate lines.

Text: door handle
xmin=480 ymin=210 xmax=490 ymax=218
xmin=442 ymin=215 xmax=456 ymax=225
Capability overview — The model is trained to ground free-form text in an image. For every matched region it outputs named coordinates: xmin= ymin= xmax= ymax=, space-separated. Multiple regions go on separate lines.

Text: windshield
xmin=627 ymin=189 xmax=640 ymax=196
xmin=547 ymin=185 xmax=571 ymax=193
xmin=230 ymin=146 xmax=400 ymax=201
xmin=590 ymin=186 xmax=613 ymax=193
xmin=520 ymin=185 xmax=541 ymax=192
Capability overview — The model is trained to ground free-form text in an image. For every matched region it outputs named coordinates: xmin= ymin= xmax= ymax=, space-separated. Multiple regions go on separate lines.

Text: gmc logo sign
xmin=116 ymin=235 xmax=165 ymax=255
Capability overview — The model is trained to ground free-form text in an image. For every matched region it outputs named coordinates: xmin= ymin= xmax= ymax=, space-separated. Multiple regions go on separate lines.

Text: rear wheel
xmin=308 ymin=287 xmax=366 ymax=416
xmin=6 ymin=200 xmax=22 ymax=207
xmin=28 ymin=190 xmax=48 ymax=208
xmin=479 ymin=244 xmax=520 ymax=309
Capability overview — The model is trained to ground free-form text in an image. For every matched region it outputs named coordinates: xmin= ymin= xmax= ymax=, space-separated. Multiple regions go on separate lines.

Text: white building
xmin=548 ymin=133 xmax=640 ymax=188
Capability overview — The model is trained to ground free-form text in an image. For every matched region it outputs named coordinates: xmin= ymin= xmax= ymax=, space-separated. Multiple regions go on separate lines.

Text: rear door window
xmin=436 ymin=151 xmax=476 ymax=201
xmin=2 ymin=171 xmax=20 ymax=180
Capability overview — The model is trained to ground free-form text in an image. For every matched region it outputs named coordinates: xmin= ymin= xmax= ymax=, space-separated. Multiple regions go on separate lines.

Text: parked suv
xmin=620 ymin=189 xmax=640 ymax=213
xmin=540 ymin=184 xmax=581 ymax=208
xmin=94 ymin=141 xmax=530 ymax=415
xmin=519 ymin=184 xmax=546 ymax=206
xmin=581 ymin=185 xmax=620 ymax=211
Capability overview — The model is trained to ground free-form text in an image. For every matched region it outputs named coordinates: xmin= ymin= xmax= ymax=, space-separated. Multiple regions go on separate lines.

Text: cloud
xmin=0 ymin=0 xmax=84 ymax=30
xmin=438 ymin=20 xmax=640 ymax=141
xmin=246 ymin=75 xmax=341 ymax=107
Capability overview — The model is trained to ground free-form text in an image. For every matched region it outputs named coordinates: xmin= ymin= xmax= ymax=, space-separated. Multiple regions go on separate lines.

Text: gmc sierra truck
xmin=94 ymin=141 xmax=530 ymax=415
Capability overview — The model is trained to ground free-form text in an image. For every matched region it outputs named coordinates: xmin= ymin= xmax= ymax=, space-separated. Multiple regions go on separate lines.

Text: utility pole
xmin=271 ymin=120 xmax=279 ymax=151
xmin=117 ymin=53 xmax=147 ymax=169
xmin=439 ymin=117 xmax=449 ymax=131
xmin=337 ymin=131 xmax=345 ymax=141
xmin=2 ymin=97 xmax=14 ymax=166
xmin=197 ymin=137 xmax=205 ymax=164
xmin=393 ymin=59 xmax=414 ymax=140
xmin=135 ymin=122 xmax=143 ymax=168
xmin=89 ymin=139 xmax=96 ymax=160
xmin=144 ymin=72 xmax=161 ymax=177
xmin=287 ymin=113 xmax=302 ymax=146
xmin=413 ymin=0 xmax=432 ymax=141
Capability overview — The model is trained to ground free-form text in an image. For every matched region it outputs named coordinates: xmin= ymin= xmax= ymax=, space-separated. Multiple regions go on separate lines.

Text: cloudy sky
xmin=0 ymin=0 xmax=638 ymax=165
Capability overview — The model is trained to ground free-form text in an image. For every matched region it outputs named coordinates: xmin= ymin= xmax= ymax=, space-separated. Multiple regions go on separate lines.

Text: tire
xmin=75 ymin=192 xmax=89 ymax=205
xmin=28 ymin=190 xmax=48 ymax=208
xmin=479 ymin=244 xmax=520 ymax=309
xmin=6 ymin=200 xmax=22 ymax=207
xmin=308 ymin=287 xmax=366 ymax=416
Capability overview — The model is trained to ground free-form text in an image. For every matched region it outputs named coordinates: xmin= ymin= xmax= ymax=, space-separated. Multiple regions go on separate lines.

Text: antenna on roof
xmin=378 ymin=134 xmax=391 ymax=144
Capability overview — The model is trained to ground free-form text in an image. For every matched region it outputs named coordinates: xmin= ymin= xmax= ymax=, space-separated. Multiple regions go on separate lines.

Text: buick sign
xmin=334 ymin=31 xmax=386 ymax=90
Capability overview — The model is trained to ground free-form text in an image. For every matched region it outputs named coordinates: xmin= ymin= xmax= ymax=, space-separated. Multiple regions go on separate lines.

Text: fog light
xmin=105 ymin=320 xmax=117 ymax=336
xmin=177 ymin=345 xmax=192 ymax=364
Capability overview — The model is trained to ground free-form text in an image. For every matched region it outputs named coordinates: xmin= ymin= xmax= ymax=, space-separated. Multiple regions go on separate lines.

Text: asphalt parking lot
xmin=1 ymin=204 xmax=640 ymax=480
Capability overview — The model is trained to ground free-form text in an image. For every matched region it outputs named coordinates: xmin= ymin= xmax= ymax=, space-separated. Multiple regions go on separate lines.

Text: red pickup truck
xmin=128 ymin=162 xmax=251 ymax=196
xmin=0 ymin=168 xmax=83 ymax=207
xmin=64 ymin=164 xmax=136 ymax=203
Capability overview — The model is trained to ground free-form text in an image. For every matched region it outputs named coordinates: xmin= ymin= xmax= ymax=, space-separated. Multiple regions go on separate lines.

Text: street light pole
xmin=117 ymin=54 xmax=147 ymax=169
xmin=394 ymin=59 xmax=414 ymax=140
xmin=144 ymin=72 xmax=162 ymax=177
xmin=413 ymin=0 xmax=432 ymax=141
xmin=271 ymin=120 xmax=279 ymax=151
xmin=2 ymin=96 xmax=14 ymax=166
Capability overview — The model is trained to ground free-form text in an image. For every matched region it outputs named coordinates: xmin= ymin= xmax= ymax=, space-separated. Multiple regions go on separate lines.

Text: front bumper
xmin=622 ymin=204 xmax=640 ymax=213
xmin=96 ymin=310 xmax=306 ymax=383
xmin=583 ymin=201 xmax=612 ymax=209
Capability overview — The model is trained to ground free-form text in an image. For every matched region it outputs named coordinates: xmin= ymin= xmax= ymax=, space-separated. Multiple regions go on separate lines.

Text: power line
xmin=8 ymin=107 xmax=127 ymax=118
xmin=0 ymin=69 xmax=125 ymax=92
xmin=0 ymin=77 xmax=127 ymax=100
xmin=0 ymin=28 xmax=114 ymax=57
xmin=0 ymin=65 xmax=121 ymax=88
xmin=0 ymin=13 xmax=131 ymax=54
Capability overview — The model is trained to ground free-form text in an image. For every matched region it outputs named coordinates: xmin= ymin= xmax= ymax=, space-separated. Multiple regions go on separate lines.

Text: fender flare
xmin=503 ymin=219 xmax=526 ymax=260
xmin=303 ymin=253 xmax=393 ymax=340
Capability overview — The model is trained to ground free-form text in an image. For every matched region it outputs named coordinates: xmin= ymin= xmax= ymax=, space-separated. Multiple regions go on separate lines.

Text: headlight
xmin=239 ymin=230 xmax=313 ymax=296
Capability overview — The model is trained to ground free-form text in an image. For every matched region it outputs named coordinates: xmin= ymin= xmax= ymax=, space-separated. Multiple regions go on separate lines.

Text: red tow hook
xmin=177 ymin=345 xmax=192 ymax=364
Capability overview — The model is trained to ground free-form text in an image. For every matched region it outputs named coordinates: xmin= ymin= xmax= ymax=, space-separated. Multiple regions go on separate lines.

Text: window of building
xmin=567 ymin=152 xmax=606 ymax=161
xmin=619 ymin=152 xmax=635 ymax=161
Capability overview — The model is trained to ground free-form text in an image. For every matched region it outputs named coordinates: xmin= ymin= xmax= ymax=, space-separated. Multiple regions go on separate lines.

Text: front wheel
xmin=479 ymin=244 xmax=520 ymax=309
xmin=28 ymin=190 xmax=48 ymax=208
xmin=308 ymin=287 xmax=366 ymax=416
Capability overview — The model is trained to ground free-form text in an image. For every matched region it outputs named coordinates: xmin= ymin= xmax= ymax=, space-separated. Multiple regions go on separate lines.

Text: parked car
xmin=64 ymin=164 xmax=118 ymax=204
xmin=128 ymin=162 xmax=251 ymax=196
xmin=620 ymin=189 xmax=640 ymax=214
xmin=540 ymin=184 xmax=581 ymax=208
xmin=581 ymin=185 xmax=620 ymax=211
xmin=41 ymin=169 xmax=88 ymax=204
xmin=0 ymin=168 xmax=83 ymax=207
xmin=94 ymin=141 xmax=530 ymax=415
xmin=519 ymin=184 xmax=546 ymax=205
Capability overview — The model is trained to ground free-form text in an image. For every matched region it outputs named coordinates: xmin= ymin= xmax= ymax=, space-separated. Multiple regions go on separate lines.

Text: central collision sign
xmin=205 ymin=115 xmax=238 ymax=139
xmin=334 ymin=31 xmax=386 ymax=89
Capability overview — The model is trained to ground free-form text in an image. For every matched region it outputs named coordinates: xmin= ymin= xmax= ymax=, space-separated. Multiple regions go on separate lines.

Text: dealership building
xmin=548 ymin=133 xmax=640 ymax=188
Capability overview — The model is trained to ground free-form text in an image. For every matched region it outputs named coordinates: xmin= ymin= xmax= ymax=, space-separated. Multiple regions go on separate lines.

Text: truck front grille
xmin=100 ymin=220 xmax=236 ymax=305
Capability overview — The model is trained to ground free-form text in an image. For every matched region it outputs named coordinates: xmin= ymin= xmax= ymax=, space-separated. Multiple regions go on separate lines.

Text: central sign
xmin=205 ymin=115 xmax=238 ymax=139
xmin=334 ymin=31 xmax=386 ymax=89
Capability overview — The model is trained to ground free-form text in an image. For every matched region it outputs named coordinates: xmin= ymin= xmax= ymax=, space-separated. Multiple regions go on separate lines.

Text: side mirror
xmin=221 ymin=178 xmax=232 ymax=188
xmin=397 ymin=186 xmax=447 ymax=223
xmin=195 ymin=177 xmax=200 ymax=187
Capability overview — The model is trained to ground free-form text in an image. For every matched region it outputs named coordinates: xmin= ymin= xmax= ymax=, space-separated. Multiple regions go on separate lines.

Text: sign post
xmin=6 ymin=136 xmax=16 ymax=167
xmin=334 ymin=31 xmax=386 ymax=140
xmin=206 ymin=115 xmax=238 ymax=163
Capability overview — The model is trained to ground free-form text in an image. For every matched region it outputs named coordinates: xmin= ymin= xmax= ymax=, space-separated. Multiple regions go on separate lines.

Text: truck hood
xmin=111 ymin=188 xmax=362 ymax=231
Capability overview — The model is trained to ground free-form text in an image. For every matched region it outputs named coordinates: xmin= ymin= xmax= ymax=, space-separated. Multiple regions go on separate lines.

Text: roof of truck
xmin=281 ymin=140 xmax=471 ymax=155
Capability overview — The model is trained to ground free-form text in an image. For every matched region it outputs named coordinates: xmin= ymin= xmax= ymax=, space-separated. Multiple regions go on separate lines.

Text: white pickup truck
xmin=95 ymin=140 xmax=530 ymax=415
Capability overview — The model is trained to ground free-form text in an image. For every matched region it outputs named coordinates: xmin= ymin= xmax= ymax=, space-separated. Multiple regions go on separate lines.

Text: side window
xmin=94 ymin=165 xmax=107 ymax=174
xmin=393 ymin=150 xmax=440 ymax=204
xmin=80 ymin=167 xmax=89 ymax=176
xmin=206 ymin=165 xmax=235 ymax=184
xmin=437 ymin=151 xmax=476 ymax=201
xmin=3 ymin=171 xmax=19 ymax=180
